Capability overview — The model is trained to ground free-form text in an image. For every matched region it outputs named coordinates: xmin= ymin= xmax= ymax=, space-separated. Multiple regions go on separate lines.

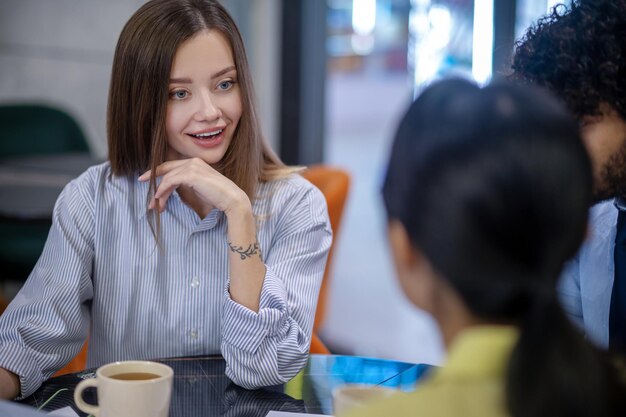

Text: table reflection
xmin=20 ymin=355 xmax=433 ymax=416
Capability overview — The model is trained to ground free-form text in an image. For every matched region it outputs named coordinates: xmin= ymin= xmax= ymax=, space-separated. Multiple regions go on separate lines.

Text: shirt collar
xmin=133 ymin=175 xmax=186 ymax=220
xmin=614 ymin=196 xmax=626 ymax=212
xmin=431 ymin=325 xmax=519 ymax=382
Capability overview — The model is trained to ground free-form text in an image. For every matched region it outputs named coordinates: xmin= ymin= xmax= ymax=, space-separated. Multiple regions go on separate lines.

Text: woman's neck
xmin=437 ymin=312 xmax=485 ymax=349
xmin=431 ymin=283 xmax=491 ymax=350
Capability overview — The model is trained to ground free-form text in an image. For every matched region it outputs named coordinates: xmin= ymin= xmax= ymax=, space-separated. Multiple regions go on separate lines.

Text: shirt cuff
xmin=221 ymin=266 xmax=289 ymax=354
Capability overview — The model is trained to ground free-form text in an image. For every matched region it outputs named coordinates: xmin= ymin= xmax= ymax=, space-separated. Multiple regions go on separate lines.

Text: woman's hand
xmin=138 ymin=157 xmax=250 ymax=217
xmin=0 ymin=367 xmax=20 ymax=399
xmin=139 ymin=157 xmax=265 ymax=311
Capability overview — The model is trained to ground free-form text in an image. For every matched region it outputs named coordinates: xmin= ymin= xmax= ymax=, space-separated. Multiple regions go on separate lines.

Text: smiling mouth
xmin=189 ymin=129 xmax=223 ymax=139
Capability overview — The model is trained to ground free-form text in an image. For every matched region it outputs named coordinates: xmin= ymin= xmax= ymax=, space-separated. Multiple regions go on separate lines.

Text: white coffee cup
xmin=332 ymin=384 xmax=398 ymax=415
xmin=74 ymin=360 xmax=173 ymax=417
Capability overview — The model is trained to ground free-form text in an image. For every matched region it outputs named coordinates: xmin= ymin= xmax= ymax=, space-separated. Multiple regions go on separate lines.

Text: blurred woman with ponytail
xmin=341 ymin=78 xmax=625 ymax=417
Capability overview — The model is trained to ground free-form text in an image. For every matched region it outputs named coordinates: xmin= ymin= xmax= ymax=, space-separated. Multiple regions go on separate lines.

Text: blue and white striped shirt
xmin=0 ymin=162 xmax=332 ymax=398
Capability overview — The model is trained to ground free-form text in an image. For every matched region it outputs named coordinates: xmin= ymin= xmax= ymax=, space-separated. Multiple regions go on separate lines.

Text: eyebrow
xmin=169 ymin=66 xmax=236 ymax=84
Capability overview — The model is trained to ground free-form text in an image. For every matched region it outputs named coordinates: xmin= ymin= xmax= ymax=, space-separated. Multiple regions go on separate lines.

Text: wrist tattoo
xmin=228 ymin=241 xmax=262 ymax=261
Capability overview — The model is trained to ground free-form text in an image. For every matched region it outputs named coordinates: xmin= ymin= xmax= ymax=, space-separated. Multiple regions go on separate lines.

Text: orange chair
xmin=54 ymin=341 xmax=88 ymax=376
xmin=0 ymin=294 xmax=9 ymax=315
xmin=302 ymin=165 xmax=351 ymax=354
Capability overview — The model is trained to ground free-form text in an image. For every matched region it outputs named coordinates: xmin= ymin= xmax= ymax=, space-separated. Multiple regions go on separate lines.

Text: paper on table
xmin=47 ymin=406 xmax=80 ymax=416
xmin=266 ymin=412 xmax=331 ymax=417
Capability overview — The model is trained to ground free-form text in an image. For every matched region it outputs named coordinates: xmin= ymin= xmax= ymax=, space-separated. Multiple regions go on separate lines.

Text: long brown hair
xmin=108 ymin=0 xmax=291 ymax=207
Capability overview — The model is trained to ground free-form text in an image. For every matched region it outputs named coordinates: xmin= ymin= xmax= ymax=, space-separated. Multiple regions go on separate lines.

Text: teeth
xmin=193 ymin=129 xmax=222 ymax=138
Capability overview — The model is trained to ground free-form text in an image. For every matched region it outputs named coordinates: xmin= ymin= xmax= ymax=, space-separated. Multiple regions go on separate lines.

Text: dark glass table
xmin=17 ymin=354 xmax=432 ymax=416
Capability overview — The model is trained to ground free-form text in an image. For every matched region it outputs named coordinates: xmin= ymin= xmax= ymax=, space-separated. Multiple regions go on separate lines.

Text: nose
xmin=194 ymin=91 xmax=221 ymax=121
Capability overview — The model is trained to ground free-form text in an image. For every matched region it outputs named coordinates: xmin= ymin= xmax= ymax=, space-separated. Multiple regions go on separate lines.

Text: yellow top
xmin=341 ymin=326 xmax=519 ymax=417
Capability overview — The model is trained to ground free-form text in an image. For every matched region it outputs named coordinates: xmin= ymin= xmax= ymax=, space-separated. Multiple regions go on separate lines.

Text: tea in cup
xmin=74 ymin=360 xmax=173 ymax=417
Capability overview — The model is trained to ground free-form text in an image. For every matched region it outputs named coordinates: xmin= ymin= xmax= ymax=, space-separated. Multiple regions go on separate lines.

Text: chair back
xmin=0 ymin=104 xmax=89 ymax=159
xmin=302 ymin=165 xmax=350 ymax=353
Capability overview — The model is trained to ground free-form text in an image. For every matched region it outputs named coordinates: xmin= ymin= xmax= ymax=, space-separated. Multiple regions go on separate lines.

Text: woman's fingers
xmin=138 ymin=160 xmax=190 ymax=181
xmin=139 ymin=158 xmax=241 ymax=214
xmin=151 ymin=166 xmax=188 ymax=211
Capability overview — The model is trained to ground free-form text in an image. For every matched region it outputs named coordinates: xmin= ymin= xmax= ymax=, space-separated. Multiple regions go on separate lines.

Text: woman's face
xmin=165 ymin=30 xmax=242 ymax=165
xmin=387 ymin=220 xmax=436 ymax=315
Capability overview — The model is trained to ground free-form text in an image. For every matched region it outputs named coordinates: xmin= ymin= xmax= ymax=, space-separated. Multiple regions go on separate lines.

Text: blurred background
xmin=0 ymin=0 xmax=571 ymax=366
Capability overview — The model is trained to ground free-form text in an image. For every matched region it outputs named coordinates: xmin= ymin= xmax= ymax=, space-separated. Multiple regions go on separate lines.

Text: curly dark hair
xmin=509 ymin=0 xmax=626 ymax=120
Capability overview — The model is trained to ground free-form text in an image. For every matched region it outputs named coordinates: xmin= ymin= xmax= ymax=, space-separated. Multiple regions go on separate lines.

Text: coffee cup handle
xmin=74 ymin=378 xmax=99 ymax=416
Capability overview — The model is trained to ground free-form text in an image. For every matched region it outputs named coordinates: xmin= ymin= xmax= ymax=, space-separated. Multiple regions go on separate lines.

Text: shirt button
xmin=189 ymin=328 xmax=198 ymax=339
xmin=190 ymin=277 xmax=200 ymax=288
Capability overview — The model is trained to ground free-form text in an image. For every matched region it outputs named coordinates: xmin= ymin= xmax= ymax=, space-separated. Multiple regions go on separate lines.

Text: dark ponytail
xmin=507 ymin=292 xmax=620 ymax=417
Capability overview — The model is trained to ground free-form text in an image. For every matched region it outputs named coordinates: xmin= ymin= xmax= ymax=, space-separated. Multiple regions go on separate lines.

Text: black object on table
xmin=18 ymin=354 xmax=432 ymax=416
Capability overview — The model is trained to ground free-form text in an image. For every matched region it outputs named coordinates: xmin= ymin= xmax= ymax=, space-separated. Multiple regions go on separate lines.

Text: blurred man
xmin=509 ymin=0 xmax=626 ymax=351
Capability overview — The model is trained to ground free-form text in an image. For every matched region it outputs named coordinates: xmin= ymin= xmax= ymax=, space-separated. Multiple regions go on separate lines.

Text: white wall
xmin=0 ymin=0 xmax=282 ymax=158
xmin=226 ymin=0 xmax=282 ymax=149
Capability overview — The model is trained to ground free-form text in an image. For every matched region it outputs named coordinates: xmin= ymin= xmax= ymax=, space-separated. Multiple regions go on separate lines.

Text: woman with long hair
xmin=0 ymin=0 xmax=331 ymax=399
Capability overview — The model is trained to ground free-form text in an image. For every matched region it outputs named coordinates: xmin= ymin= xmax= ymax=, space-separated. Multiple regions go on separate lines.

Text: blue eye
xmin=218 ymin=80 xmax=234 ymax=91
xmin=170 ymin=90 xmax=188 ymax=100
